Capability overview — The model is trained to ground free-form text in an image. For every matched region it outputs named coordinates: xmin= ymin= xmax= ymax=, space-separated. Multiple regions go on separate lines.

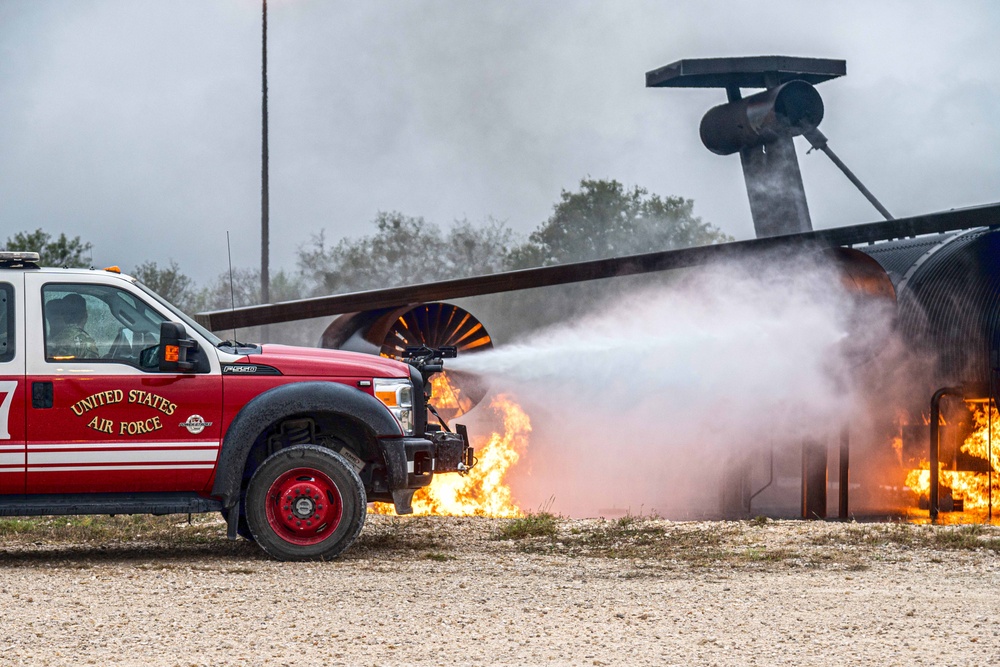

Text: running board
xmin=0 ymin=493 xmax=223 ymax=517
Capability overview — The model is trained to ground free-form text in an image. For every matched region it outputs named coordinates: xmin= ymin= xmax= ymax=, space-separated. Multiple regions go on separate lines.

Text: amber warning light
xmin=164 ymin=345 xmax=180 ymax=363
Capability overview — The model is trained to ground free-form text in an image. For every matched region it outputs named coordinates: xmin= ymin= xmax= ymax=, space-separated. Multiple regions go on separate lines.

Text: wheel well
xmin=240 ymin=413 xmax=378 ymax=492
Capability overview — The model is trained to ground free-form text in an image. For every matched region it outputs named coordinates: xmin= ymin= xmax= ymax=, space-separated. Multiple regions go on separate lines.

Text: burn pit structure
xmin=196 ymin=55 xmax=1000 ymax=522
xmin=650 ymin=56 xmax=1000 ymax=520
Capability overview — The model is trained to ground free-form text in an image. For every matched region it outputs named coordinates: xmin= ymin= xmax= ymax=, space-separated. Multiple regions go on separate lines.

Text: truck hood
xmin=237 ymin=344 xmax=411 ymax=379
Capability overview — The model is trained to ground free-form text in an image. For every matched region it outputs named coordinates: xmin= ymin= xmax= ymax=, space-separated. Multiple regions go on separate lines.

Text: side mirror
xmin=159 ymin=321 xmax=198 ymax=372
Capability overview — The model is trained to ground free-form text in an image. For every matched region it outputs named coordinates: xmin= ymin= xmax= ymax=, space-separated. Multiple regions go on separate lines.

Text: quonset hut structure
xmin=860 ymin=229 xmax=1000 ymax=519
xmin=862 ymin=230 xmax=1000 ymax=395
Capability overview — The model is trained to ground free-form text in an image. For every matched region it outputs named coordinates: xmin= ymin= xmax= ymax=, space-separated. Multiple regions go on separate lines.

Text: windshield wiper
xmin=217 ymin=339 xmax=253 ymax=349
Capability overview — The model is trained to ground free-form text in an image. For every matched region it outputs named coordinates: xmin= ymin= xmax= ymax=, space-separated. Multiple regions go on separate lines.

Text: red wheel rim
xmin=264 ymin=467 xmax=344 ymax=546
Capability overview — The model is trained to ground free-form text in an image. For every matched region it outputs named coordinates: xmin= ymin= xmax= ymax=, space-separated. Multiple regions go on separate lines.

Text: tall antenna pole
xmin=261 ymin=0 xmax=270 ymax=309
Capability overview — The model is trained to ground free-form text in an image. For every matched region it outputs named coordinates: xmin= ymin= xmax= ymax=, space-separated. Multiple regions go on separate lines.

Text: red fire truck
xmin=0 ymin=251 xmax=473 ymax=560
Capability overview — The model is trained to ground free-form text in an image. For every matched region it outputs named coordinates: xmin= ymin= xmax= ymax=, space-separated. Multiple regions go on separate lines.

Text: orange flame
xmin=906 ymin=404 xmax=1000 ymax=510
xmin=963 ymin=404 xmax=1000 ymax=466
xmin=905 ymin=467 xmax=994 ymax=510
xmin=430 ymin=372 xmax=473 ymax=415
xmin=373 ymin=394 xmax=530 ymax=517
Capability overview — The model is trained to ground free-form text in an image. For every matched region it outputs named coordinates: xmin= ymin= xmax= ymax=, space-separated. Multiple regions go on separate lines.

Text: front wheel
xmin=245 ymin=445 xmax=366 ymax=561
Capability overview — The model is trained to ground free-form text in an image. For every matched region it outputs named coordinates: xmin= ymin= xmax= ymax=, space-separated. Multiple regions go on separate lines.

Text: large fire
xmin=906 ymin=404 xmax=999 ymax=511
xmin=372 ymin=394 xmax=531 ymax=517
xmin=429 ymin=372 xmax=474 ymax=417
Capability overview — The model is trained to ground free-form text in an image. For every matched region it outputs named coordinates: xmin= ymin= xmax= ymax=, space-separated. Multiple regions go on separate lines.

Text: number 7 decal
xmin=0 ymin=381 xmax=16 ymax=440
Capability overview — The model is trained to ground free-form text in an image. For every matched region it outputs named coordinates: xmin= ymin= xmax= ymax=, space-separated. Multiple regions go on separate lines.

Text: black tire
xmin=245 ymin=445 xmax=366 ymax=561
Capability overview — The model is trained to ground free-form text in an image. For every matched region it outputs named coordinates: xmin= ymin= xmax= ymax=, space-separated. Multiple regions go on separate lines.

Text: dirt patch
xmin=0 ymin=514 xmax=998 ymax=666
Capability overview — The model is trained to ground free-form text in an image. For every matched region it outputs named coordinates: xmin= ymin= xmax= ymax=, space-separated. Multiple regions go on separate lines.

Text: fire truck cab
xmin=0 ymin=251 xmax=472 ymax=560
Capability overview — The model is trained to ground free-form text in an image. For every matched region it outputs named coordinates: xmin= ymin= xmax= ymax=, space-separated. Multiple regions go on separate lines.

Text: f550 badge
xmin=223 ymin=365 xmax=258 ymax=373
xmin=221 ymin=364 xmax=281 ymax=375
xmin=179 ymin=415 xmax=213 ymax=435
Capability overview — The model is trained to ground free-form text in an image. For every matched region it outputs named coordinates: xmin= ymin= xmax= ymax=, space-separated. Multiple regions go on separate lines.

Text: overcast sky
xmin=1 ymin=0 xmax=997 ymax=287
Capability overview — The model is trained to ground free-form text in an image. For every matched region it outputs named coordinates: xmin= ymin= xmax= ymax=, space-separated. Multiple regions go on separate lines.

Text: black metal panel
xmin=646 ymin=56 xmax=845 ymax=89
xmin=738 ymin=134 xmax=813 ymax=237
xmin=31 ymin=381 xmax=53 ymax=409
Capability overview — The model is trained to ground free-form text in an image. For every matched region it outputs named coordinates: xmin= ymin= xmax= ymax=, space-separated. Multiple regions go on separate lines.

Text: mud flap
xmin=225 ymin=505 xmax=239 ymax=540
xmin=391 ymin=489 xmax=415 ymax=515
xmin=378 ymin=439 xmax=410 ymax=491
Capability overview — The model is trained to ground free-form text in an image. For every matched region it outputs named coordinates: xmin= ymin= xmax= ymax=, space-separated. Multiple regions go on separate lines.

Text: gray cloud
xmin=1 ymin=0 xmax=997 ymax=287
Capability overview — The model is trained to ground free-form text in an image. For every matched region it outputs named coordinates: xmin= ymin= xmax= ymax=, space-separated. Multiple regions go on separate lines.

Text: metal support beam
xmin=740 ymin=134 xmax=813 ymax=237
xmin=927 ymin=384 xmax=990 ymax=520
xmin=929 ymin=387 xmax=964 ymax=521
xmin=838 ymin=426 xmax=850 ymax=519
xmin=721 ymin=457 xmax=751 ymax=518
xmin=802 ymin=440 xmax=827 ymax=519
xmin=804 ymin=128 xmax=893 ymax=221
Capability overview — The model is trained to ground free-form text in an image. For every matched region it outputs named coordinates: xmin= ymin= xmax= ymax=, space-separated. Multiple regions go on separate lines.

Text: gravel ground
xmin=0 ymin=514 xmax=998 ymax=666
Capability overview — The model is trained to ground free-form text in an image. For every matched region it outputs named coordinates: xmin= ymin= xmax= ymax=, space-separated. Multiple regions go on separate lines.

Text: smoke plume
xmin=454 ymin=253 xmax=902 ymax=518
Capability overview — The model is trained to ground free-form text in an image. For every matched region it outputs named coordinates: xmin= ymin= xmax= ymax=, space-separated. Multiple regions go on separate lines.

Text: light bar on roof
xmin=0 ymin=251 xmax=40 ymax=262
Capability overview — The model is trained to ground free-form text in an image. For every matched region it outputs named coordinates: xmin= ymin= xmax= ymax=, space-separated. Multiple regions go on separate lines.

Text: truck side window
xmin=43 ymin=284 xmax=166 ymax=367
xmin=0 ymin=283 xmax=12 ymax=363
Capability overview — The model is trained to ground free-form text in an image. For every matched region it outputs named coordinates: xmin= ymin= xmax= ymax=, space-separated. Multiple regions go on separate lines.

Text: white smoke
xmin=454 ymin=254 xmax=893 ymax=518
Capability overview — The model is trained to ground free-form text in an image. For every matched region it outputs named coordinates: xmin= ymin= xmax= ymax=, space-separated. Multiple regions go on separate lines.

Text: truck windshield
xmin=134 ymin=281 xmax=224 ymax=347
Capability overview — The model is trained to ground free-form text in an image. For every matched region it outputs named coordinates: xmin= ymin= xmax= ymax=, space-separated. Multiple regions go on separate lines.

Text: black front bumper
xmin=376 ymin=429 xmax=473 ymax=514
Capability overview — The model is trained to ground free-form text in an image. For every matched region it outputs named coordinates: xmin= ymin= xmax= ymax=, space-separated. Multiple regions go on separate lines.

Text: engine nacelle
xmin=321 ymin=302 xmax=492 ymax=420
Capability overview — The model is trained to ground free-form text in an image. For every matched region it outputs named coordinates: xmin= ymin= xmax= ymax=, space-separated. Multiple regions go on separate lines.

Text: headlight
xmin=373 ymin=378 xmax=414 ymax=435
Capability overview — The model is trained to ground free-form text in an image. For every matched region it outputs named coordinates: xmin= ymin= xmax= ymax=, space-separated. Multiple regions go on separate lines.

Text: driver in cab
xmin=48 ymin=293 xmax=100 ymax=360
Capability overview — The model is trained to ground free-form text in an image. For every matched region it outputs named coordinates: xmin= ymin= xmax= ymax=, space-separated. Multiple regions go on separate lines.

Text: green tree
xmin=299 ymin=212 xmax=443 ymax=294
xmin=292 ymin=181 xmax=727 ymax=342
xmin=190 ymin=267 xmax=314 ymax=346
xmin=132 ymin=260 xmax=194 ymax=312
xmin=191 ymin=267 xmax=263 ymax=313
xmin=512 ymin=178 xmax=731 ymax=267
xmin=298 ymin=212 xmax=519 ymax=295
xmin=442 ymin=217 xmax=518 ymax=277
xmin=486 ymin=179 xmax=732 ymax=339
xmin=5 ymin=229 xmax=92 ymax=267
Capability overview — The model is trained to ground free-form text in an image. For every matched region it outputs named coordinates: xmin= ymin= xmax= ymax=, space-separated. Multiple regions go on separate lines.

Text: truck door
xmin=23 ymin=274 xmax=223 ymax=495
xmin=0 ymin=277 xmax=25 ymax=494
